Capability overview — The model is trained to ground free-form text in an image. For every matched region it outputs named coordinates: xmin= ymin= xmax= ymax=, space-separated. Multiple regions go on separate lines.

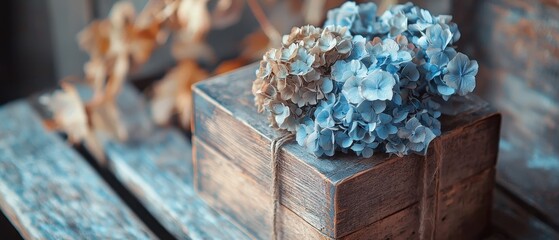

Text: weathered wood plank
xmin=490 ymin=187 xmax=559 ymax=240
xmin=435 ymin=168 xmax=494 ymax=239
xmin=195 ymin=136 xmax=495 ymax=239
xmin=473 ymin=0 xmax=559 ymax=228
xmin=193 ymin=63 xmax=500 ymax=238
xmin=103 ymin=128 xmax=250 ymax=239
xmin=70 ymin=84 xmax=250 ymax=239
xmin=0 ymin=101 xmax=154 ymax=239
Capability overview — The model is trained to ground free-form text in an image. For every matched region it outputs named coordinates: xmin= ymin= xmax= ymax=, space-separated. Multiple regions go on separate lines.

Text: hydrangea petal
xmin=342 ymin=76 xmax=364 ymax=104
xmin=360 ymin=70 xmax=395 ymax=101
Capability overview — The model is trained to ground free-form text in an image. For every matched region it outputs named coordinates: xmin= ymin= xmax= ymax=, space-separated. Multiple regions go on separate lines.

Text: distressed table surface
xmin=1 ymin=82 xmax=558 ymax=239
xmin=103 ymin=129 xmax=250 ymax=240
xmin=0 ymin=101 xmax=154 ymax=239
xmin=490 ymin=187 xmax=559 ymax=240
xmin=90 ymin=85 xmax=249 ymax=239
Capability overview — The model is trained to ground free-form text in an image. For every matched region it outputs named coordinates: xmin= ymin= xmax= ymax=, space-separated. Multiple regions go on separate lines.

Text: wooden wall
xmin=0 ymin=0 xmax=56 ymax=104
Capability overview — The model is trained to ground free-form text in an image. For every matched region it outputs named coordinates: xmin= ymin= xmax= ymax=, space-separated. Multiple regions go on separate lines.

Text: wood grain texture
xmin=435 ymin=168 xmax=494 ymax=240
xmin=195 ymin=136 xmax=496 ymax=239
xmin=193 ymin=63 xmax=500 ymax=238
xmin=103 ymin=129 xmax=250 ymax=240
xmin=491 ymin=187 xmax=559 ymax=240
xmin=85 ymin=84 xmax=250 ymax=239
xmin=0 ymin=101 xmax=154 ymax=239
xmin=473 ymin=0 xmax=559 ymax=228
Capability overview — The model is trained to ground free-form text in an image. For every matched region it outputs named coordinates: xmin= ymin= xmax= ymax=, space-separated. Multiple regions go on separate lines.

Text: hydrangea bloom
xmin=253 ymin=25 xmax=353 ymax=131
xmin=254 ymin=2 xmax=478 ymax=158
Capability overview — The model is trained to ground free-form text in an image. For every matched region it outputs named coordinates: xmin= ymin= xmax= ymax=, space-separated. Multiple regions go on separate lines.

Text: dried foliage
xmin=42 ymin=82 xmax=89 ymax=144
xmin=40 ymin=82 xmax=106 ymax=162
xmin=150 ymin=60 xmax=208 ymax=127
xmin=79 ymin=1 xmax=162 ymax=103
xmin=44 ymin=0 xmax=394 ymax=155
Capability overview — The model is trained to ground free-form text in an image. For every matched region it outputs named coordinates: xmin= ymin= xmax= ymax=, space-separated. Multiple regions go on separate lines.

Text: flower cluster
xmin=254 ymin=2 xmax=479 ymax=158
xmin=253 ymin=25 xmax=353 ymax=131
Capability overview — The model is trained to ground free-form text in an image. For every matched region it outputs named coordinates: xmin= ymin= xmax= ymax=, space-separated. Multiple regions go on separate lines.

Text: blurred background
xmin=0 ymin=0 xmax=557 ymax=230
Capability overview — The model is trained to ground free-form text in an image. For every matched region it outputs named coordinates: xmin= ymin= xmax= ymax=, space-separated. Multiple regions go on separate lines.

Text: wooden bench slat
xmin=489 ymin=187 xmax=559 ymax=239
xmin=103 ymin=128 xmax=250 ymax=239
xmin=0 ymin=101 xmax=154 ymax=239
xmin=69 ymin=84 xmax=250 ymax=239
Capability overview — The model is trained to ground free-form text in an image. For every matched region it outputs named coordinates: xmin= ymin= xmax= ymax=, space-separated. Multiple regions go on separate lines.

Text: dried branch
xmin=246 ymin=0 xmax=281 ymax=46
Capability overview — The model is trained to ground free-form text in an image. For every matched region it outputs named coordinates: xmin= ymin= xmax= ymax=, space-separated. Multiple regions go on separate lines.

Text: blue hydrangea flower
xmin=332 ymin=95 xmax=350 ymax=120
xmin=417 ymin=24 xmax=453 ymax=66
xmin=342 ymin=76 xmax=364 ymax=104
xmin=349 ymin=121 xmax=368 ymax=141
xmin=289 ymin=60 xmax=310 ymax=75
xmin=444 ymin=53 xmax=478 ymax=95
xmin=408 ymin=8 xmax=435 ymax=32
xmin=335 ymin=131 xmax=353 ymax=148
xmin=349 ymin=35 xmax=369 ymax=60
xmin=331 ymin=60 xmax=367 ymax=83
xmin=324 ymin=2 xmax=359 ymax=28
xmin=401 ymin=62 xmax=420 ymax=82
xmin=398 ymin=117 xmax=437 ymax=153
xmin=256 ymin=1 xmax=478 ymax=158
xmin=315 ymin=101 xmax=335 ymax=128
xmin=385 ymin=135 xmax=407 ymax=156
xmin=321 ymin=77 xmax=335 ymax=94
xmin=272 ymin=103 xmax=291 ymax=127
xmin=361 ymin=142 xmax=379 ymax=158
xmin=376 ymin=113 xmax=398 ymax=139
xmin=356 ymin=100 xmax=386 ymax=122
xmin=388 ymin=12 xmax=408 ymax=37
xmin=318 ymin=128 xmax=336 ymax=156
xmin=359 ymin=70 xmax=396 ymax=101
xmin=296 ymin=117 xmax=315 ymax=146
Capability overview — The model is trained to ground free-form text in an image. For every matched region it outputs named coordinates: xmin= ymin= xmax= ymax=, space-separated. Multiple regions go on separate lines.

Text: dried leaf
xmin=41 ymin=82 xmax=89 ymax=144
xmin=42 ymin=119 xmax=59 ymax=132
xmin=104 ymin=54 xmax=130 ymax=102
xmin=89 ymin=100 xmax=128 ymax=142
xmin=176 ymin=0 xmax=211 ymax=42
xmin=136 ymin=0 xmax=172 ymax=29
xmin=78 ymin=20 xmax=112 ymax=57
xmin=150 ymin=70 xmax=181 ymax=125
xmin=84 ymin=57 xmax=107 ymax=96
xmin=214 ymin=57 xmax=250 ymax=75
xmin=246 ymin=0 xmax=281 ymax=46
xmin=150 ymin=60 xmax=208 ymax=128
xmin=172 ymin=36 xmax=216 ymax=62
xmin=240 ymin=30 xmax=271 ymax=60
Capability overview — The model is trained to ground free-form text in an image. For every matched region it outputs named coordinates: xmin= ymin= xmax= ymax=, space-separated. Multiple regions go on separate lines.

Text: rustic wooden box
xmin=192 ymin=64 xmax=501 ymax=239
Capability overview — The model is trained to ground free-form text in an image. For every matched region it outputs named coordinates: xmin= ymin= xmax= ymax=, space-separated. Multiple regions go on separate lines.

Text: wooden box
xmin=192 ymin=64 xmax=501 ymax=239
